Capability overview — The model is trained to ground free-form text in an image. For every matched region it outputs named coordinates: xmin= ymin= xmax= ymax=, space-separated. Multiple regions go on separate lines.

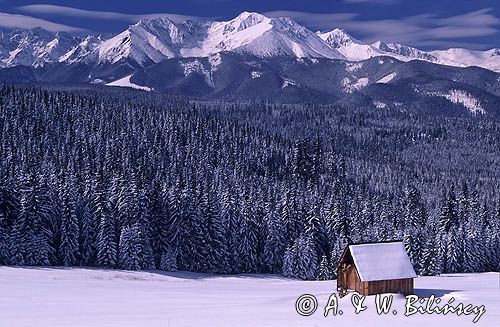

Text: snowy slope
xmin=427 ymin=89 xmax=485 ymax=115
xmin=0 ymin=267 xmax=497 ymax=327
xmin=93 ymin=12 xmax=344 ymax=67
xmin=430 ymin=48 xmax=500 ymax=72
xmin=193 ymin=12 xmax=344 ymax=59
xmin=318 ymin=29 xmax=384 ymax=61
xmin=106 ymin=74 xmax=152 ymax=91
xmin=96 ymin=18 xmax=182 ymax=66
xmin=98 ymin=12 xmax=344 ymax=65
xmin=372 ymin=41 xmax=439 ymax=62
xmin=58 ymin=35 xmax=104 ymax=64
xmin=0 ymin=28 xmax=78 ymax=67
xmin=317 ymin=29 xmax=500 ymax=72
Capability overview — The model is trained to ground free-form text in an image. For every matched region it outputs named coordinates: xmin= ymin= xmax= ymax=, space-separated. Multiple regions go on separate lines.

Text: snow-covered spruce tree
xmin=318 ymin=255 xmax=332 ymax=280
xmin=280 ymin=182 xmax=305 ymax=247
xmin=330 ymin=198 xmax=351 ymax=244
xmin=186 ymin=191 xmax=209 ymax=272
xmin=97 ymin=212 xmax=117 ymax=268
xmin=147 ymin=183 xmax=164 ymax=268
xmin=438 ymin=186 xmax=459 ymax=273
xmin=483 ymin=200 xmax=500 ymax=271
xmin=13 ymin=172 xmax=53 ymax=266
xmin=159 ymin=248 xmax=178 ymax=272
xmin=297 ymin=235 xmax=319 ymax=280
xmin=263 ymin=206 xmax=286 ymax=273
xmin=220 ymin=188 xmax=241 ymax=273
xmin=0 ymin=225 xmax=8 ymax=265
xmin=304 ymin=205 xmax=328 ymax=259
xmin=237 ymin=194 xmax=259 ymax=273
xmin=461 ymin=233 xmax=479 ymax=273
xmin=118 ymin=224 xmax=142 ymax=270
xmin=9 ymin=220 xmax=25 ymax=265
xmin=84 ymin=175 xmax=107 ymax=266
xmin=439 ymin=186 xmax=459 ymax=233
xmin=419 ymin=225 xmax=441 ymax=276
xmin=177 ymin=186 xmax=198 ymax=271
xmin=202 ymin=184 xmax=229 ymax=273
xmin=0 ymin=185 xmax=18 ymax=265
xmin=282 ymin=234 xmax=318 ymax=280
xmin=59 ymin=177 xmax=80 ymax=266
xmin=457 ymin=182 xmax=470 ymax=227
xmin=149 ymin=183 xmax=177 ymax=268
xmin=329 ymin=238 xmax=347 ymax=278
xmin=324 ymin=194 xmax=339 ymax=243
xmin=446 ymin=226 xmax=463 ymax=273
xmin=282 ymin=244 xmax=296 ymax=278
xmin=403 ymin=185 xmax=427 ymax=273
xmin=79 ymin=198 xmax=98 ymax=266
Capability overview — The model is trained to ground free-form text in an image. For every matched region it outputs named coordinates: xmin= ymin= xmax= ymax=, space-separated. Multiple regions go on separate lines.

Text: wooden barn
xmin=336 ymin=241 xmax=416 ymax=297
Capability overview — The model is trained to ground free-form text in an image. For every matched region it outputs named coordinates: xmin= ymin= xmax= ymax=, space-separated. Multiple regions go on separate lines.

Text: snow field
xmin=0 ymin=267 xmax=498 ymax=327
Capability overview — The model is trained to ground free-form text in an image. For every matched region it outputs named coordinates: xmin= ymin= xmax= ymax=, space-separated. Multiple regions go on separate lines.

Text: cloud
xmin=0 ymin=12 xmax=87 ymax=32
xmin=341 ymin=9 xmax=500 ymax=48
xmin=17 ymin=4 xmax=205 ymax=24
xmin=267 ymin=9 xmax=500 ymax=50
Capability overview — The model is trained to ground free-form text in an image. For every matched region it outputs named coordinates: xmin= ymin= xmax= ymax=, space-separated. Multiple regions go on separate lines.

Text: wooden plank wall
xmin=354 ymin=278 xmax=414 ymax=296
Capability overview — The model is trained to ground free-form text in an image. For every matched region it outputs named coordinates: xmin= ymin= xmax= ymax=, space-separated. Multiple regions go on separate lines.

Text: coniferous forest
xmin=0 ymin=85 xmax=499 ymax=279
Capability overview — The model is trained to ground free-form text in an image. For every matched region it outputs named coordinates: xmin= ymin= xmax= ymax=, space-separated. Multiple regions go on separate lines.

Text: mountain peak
xmin=371 ymin=40 xmax=386 ymax=49
xmin=236 ymin=11 xmax=267 ymax=20
xmin=224 ymin=12 xmax=269 ymax=33
xmin=134 ymin=16 xmax=177 ymax=31
xmin=317 ymin=28 xmax=359 ymax=48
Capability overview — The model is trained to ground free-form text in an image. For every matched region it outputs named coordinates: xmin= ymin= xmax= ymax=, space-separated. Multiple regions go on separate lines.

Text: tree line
xmin=0 ymin=86 xmax=498 ymax=279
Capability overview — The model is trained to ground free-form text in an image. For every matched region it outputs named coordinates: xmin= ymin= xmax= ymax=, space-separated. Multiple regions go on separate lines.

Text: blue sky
xmin=0 ymin=0 xmax=499 ymax=50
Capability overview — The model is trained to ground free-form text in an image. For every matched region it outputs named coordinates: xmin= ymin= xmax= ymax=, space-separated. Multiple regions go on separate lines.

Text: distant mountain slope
xmin=119 ymin=53 xmax=500 ymax=117
xmin=2 ymin=51 xmax=500 ymax=118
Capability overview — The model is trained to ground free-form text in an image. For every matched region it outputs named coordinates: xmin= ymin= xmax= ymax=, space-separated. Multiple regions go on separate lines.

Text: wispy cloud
xmin=0 ymin=12 xmax=87 ymax=32
xmin=17 ymin=4 xmax=205 ymax=24
xmin=267 ymin=8 xmax=500 ymax=49
xmin=342 ymin=9 xmax=500 ymax=49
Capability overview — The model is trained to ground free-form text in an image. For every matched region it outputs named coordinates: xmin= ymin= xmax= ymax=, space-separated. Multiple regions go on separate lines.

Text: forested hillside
xmin=0 ymin=86 xmax=498 ymax=278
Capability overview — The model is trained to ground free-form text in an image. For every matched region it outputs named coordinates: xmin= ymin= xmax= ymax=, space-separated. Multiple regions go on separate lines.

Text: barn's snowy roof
xmin=349 ymin=242 xmax=417 ymax=282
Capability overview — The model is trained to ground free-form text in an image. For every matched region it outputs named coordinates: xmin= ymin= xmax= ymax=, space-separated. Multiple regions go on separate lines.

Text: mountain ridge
xmin=1 ymin=12 xmax=500 ymax=73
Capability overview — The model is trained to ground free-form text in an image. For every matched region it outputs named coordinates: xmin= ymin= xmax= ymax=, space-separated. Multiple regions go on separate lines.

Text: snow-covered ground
xmin=105 ymin=75 xmax=152 ymax=91
xmin=0 ymin=267 xmax=498 ymax=327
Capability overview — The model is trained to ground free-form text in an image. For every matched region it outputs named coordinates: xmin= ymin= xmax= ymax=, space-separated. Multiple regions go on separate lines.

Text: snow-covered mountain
xmin=189 ymin=12 xmax=343 ymax=59
xmin=0 ymin=28 xmax=79 ymax=68
xmin=371 ymin=41 xmax=439 ymax=62
xmin=318 ymin=29 xmax=500 ymax=72
xmin=317 ymin=29 xmax=384 ymax=61
xmin=429 ymin=48 xmax=500 ymax=73
xmin=93 ymin=12 xmax=343 ymax=67
xmin=58 ymin=35 xmax=104 ymax=65
xmin=0 ymin=11 xmax=500 ymax=73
